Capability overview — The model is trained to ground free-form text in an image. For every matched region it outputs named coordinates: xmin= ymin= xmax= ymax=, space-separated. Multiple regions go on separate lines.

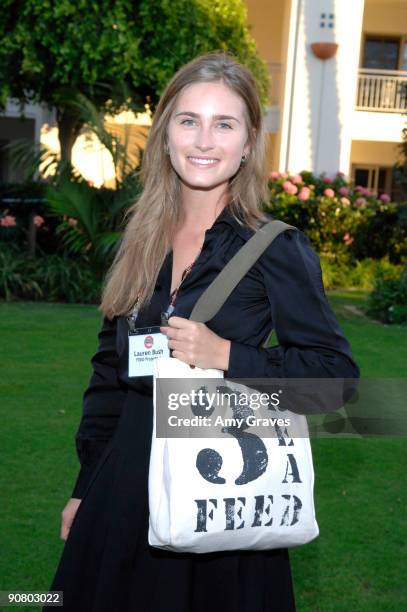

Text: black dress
xmin=44 ymin=208 xmax=360 ymax=612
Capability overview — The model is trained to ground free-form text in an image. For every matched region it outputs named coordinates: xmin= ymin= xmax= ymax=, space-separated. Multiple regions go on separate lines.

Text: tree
xmin=0 ymin=0 xmax=269 ymax=164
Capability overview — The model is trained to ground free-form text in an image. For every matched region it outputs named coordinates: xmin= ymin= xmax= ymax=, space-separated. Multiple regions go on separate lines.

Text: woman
xmin=44 ymin=51 xmax=360 ymax=611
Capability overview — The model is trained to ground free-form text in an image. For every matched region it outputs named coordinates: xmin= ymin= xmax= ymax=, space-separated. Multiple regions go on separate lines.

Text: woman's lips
xmin=187 ymin=156 xmax=220 ymax=168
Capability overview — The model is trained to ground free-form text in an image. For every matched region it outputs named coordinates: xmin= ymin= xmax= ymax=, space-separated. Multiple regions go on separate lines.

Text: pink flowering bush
xmin=0 ymin=215 xmax=17 ymax=227
xmin=265 ymin=170 xmax=406 ymax=271
xmin=33 ymin=215 xmax=45 ymax=227
xmin=298 ymin=187 xmax=311 ymax=201
xmin=282 ymin=181 xmax=298 ymax=195
xmin=0 ymin=204 xmax=51 ymax=254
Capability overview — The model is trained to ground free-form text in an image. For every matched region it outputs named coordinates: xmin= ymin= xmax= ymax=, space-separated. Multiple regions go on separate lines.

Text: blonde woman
xmin=44 ymin=52 xmax=359 ymax=612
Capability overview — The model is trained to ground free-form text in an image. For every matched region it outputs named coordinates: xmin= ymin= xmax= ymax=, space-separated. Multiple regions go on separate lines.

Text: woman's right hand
xmin=61 ymin=498 xmax=82 ymax=541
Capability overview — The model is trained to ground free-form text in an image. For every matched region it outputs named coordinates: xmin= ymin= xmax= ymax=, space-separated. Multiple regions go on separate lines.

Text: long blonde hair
xmin=101 ymin=50 xmax=270 ymax=319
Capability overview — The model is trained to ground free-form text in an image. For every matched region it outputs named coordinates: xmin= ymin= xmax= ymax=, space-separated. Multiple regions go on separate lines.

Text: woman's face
xmin=167 ymin=81 xmax=251 ymax=192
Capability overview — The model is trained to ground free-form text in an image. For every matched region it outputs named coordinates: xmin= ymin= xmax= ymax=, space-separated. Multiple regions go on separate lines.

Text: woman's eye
xmin=179 ymin=119 xmax=232 ymax=129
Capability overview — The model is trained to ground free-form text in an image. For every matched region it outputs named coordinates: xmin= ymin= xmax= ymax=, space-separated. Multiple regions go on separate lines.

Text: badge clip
xmin=161 ymin=303 xmax=175 ymax=327
xmin=127 ymin=307 xmax=140 ymax=332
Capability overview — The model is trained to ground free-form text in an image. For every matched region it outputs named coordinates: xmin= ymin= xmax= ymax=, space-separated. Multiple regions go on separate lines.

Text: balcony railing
xmin=356 ymin=69 xmax=407 ymax=113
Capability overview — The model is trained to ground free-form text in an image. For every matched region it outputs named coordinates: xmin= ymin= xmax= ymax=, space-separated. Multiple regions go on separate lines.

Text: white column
xmin=279 ymin=0 xmax=365 ymax=177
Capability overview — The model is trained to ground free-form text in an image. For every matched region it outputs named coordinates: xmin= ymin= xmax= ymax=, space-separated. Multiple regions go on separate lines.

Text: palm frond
xmin=94 ymin=231 xmax=122 ymax=258
xmin=3 ymin=139 xmax=59 ymax=182
xmin=46 ymin=180 xmax=100 ymax=243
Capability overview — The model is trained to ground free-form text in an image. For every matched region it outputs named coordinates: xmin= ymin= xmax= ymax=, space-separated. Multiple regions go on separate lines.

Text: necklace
xmin=161 ymin=253 xmax=200 ymax=325
xmin=169 ymin=259 xmax=195 ymax=304
xmin=170 ymin=253 xmax=199 ymax=305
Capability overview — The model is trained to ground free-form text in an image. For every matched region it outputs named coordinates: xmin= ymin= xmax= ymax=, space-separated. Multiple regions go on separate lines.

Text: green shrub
xmin=0 ymin=244 xmax=42 ymax=300
xmin=319 ymin=255 xmax=404 ymax=291
xmin=32 ymin=254 xmax=101 ymax=303
xmin=319 ymin=254 xmax=350 ymax=289
xmin=0 ymin=244 xmax=101 ymax=304
xmin=366 ymin=266 xmax=407 ymax=324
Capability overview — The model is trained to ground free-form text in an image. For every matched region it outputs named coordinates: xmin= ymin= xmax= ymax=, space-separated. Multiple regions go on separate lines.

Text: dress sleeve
xmin=71 ymin=315 xmax=127 ymax=498
xmin=225 ymin=228 xmax=360 ymax=386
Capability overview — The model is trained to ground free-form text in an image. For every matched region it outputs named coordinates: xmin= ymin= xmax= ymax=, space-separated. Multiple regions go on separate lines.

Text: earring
xmin=241 ymin=153 xmax=248 ymax=164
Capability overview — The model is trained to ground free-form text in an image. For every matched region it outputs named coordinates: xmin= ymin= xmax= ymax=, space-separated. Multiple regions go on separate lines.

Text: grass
xmin=0 ymin=293 xmax=406 ymax=611
xmin=0 ymin=303 xmax=101 ymax=612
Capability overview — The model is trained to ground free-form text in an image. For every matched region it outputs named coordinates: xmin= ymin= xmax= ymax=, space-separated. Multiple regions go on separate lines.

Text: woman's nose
xmin=194 ymin=124 xmax=215 ymax=150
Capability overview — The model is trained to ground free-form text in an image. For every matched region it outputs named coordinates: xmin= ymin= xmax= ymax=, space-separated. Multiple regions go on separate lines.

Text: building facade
xmin=1 ymin=0 xmax=406 ymax=197
xmin=246 ymin=0 xmax=407 ymax=198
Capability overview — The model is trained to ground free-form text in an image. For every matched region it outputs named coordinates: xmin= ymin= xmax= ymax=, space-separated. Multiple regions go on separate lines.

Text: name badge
xmin=128 ymin=326 xmax=170 ymax=377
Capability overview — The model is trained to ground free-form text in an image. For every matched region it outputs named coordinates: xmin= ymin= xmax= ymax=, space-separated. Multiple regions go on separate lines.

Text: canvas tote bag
xmin=148 ymin=220 xmax=319 ymax=553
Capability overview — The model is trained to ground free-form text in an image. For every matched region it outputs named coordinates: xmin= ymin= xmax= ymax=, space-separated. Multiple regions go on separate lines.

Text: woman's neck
xmin=178 ymin=184 xmax=229 ymax=231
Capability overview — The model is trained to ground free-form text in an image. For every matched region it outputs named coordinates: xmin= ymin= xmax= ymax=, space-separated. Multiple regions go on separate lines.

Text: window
xmin=363 ymin=37 xmax=400 ymax=70
xmin=0 ymin=117 xmax=36 ymax=184
xmin=402 ymin=40 xmax=407 ymax=71
xmin=352 ymin=164 xmax=393 ymax=198
xmin=363 ymin=36 xmax=407 ymax=71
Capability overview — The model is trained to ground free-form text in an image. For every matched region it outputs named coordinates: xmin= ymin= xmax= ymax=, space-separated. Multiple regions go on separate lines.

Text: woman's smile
xmin=187 ymin=156 xmax=220 ymax=168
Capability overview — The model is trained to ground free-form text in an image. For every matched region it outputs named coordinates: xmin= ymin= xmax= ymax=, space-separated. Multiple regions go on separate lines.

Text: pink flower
xmin=379 ymin=193 xmax=391 ymax=203
xmin=280 ymin=172 xmax=289 ymax=179
xmin=336 ymin=171 xmax=345 ymax=177
xmin=0 ymin=215 xmax=16 ymax=227
xmin=291 ymin=174 xmax=303 ymax=184
xmin=270 ymin=171 xmax=280 ymax=180
xmin=68 ymin=217 xmax=78 ymax=227
xmin=282 ymin=181 xmax=298 ymax=195
xmin=298 ymin=187 xmax=311 ymax=201
xmin=340 ymin=197 xmax=350 ymax=206
xmin=355 ymin=197 xmax=366 ymax=206
xmin=339 ymin=186 xmax=349 ymax=196
xmin=355 ymin=185 xmax=366 ymax=194
xmin=33 ymin=215 xmax=44 ymax=227
xmin=324 ymin=188 xmax=335 ymax=198
xmin=322 ymin=175 xmax=333 ymax=183
xmin=343 ymin=232 xmax=354 ymax=245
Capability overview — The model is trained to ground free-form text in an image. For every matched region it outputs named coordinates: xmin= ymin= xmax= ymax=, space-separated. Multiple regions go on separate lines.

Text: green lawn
xmin=0 ymin=294 xmax=406 ymax=611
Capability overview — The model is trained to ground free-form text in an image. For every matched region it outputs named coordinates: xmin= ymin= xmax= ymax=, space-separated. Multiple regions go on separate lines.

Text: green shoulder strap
xmin=189 ymin=219 xmax=297 ymax=348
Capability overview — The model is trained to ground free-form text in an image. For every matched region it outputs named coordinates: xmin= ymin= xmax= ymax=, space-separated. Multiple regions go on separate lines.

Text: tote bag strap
xmin=189 ymin=218 xmax=298 ymax=346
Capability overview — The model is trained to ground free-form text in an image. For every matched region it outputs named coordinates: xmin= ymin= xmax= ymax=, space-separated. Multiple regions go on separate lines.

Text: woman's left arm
xmin=225 ymin=229 xmax=360 ymax=381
